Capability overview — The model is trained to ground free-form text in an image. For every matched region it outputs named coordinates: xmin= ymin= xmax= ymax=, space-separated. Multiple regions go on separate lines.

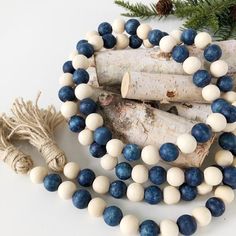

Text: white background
xmin=0 ymin=0 xmax=235 ymax=235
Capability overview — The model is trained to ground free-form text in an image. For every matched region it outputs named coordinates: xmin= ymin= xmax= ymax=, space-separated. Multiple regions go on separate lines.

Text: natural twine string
xmin=0 ymin=117 xmax=33 ymax=174
xmin=2 ymin=94 xmax=67 ymax=172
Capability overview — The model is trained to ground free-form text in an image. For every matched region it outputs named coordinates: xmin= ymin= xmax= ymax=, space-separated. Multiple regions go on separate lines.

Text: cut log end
xmin=121 ymin=72 xmax=130 ymax=98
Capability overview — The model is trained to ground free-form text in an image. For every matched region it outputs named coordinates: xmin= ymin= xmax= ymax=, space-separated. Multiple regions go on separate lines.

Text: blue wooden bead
xmin=185 ymin=167 xmax=203 ymax=187
xmin=129 ymin=35 xmax=143 ymax=49
xmin=204 ymin=44 xmax=222 ymax=62
xmin=223 ymin=166 xmax=236 ymax=189
xmin=103 ymin=206 xmax=123 ymax=227
xmin=98 ymin=22 xmax=112 ymax=36
xmin=177 ymin=214 xmax=197 ymax=236
xmin=89 ymin=142 xmax=106 ymax=158
xmin=125 ymin=19 xmax=140 ymax=35
xmin=179 ymin=184 xmax=197 ymax=201
xmin=193 ymin=70 xmax=211 ymax=88
xmin=43 ymin=174 xmax=62 ymax=192
xmin=139 ymin=220 xmax=160 ymax=236
xmin=68 ymin=115 xmax=85 ymax=132
xmin=123 ymin=144 xmax=141 ymax=161
xmin=216 ymin=76 xmax=233 ymax=92
xmin=144 ymin=185 xmax=163 ymax=205
xmin=172 ymin=45 xmax=189 ymax=63
xmin=211 ymin=98 xmax=229 ymax=113
xmin=115 ymin=162 xmax=132 ymax=180
xmin=76 ymin=39 xmax=88 ymax=50
xmin=73 ymin=69 xmax=89 ymax=85
xmin=58 ymin=86 xmax=76 ymax=102
xmin=77 ymin=168 xmax=95 ymax=187
xmin=149 ymin=166 xmax=167 ymax=185
xmin=102 ymin=34 xmax=117 ymax=49
xmin=220 ymin=105 xmax=236 ymax=123
xmin=159 ymin=143 xmax=179 ymax=162
xmin=77 ymin=42 xmax=94 ymax=58
xmin=191 ymin=123 xmax=212 ymax=143
xmin=205 ymin=197 xmax=225 ymax=217
xmin=72 ymin=189 xmax=91 ymax=209
xmin=218 ymin=132 xmax=236 ymax=150
xmin=79 ymin=98 xmax=97 ymax=115
xmin=62 ymin=61 xmax=75 ymax=74
xmin=94 ymin=127 xmax=112 ymax=145
xmin=148 ymin=29 xmax=163 ymax=45
xmin=181 ymin=29 xmax=197 ymax=45
xmin=109 ymin=180 xmax=127 ymax=199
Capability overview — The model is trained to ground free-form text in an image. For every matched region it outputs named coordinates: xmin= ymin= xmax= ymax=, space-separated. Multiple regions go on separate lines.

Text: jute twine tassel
xmin=0 ymin=117 xmax=33 ymax=174
xmin=2 ymin=95 xmax=66 ymax=172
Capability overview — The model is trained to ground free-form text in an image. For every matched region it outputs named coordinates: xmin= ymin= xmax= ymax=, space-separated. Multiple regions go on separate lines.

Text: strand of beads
xmin=29 ymin=158 xmax=236 ymax=236
xmin=58 ymin=18 xmax=236 ymax=176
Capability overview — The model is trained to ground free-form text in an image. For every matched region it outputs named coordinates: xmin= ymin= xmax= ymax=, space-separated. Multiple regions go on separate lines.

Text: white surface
xmin=0 ymin=0 xmax=235 ymax=236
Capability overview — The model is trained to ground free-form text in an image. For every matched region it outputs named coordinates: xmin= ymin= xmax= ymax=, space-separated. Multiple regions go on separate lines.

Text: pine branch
xmin=114 ymin=0 xmax=159 ymax=19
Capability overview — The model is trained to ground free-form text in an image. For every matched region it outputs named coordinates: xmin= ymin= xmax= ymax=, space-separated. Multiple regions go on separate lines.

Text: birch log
xmin=94 ymin=40 xmax=236 ymax=86
xmin=121 ymin=71 xmax=236 ymax=103
xmin=157 ymin=102 xmax=211 ymax=122
xmin=93 ymin=89 xmax=215 ymax=167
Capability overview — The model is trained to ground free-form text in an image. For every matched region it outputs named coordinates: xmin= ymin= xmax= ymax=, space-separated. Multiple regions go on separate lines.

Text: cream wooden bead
xmin=112 ymin=18 xmax=125 ymax=34
xmin=159 ymin=35 xmax=177 ymax=53
xmin=59 ymin=73 xmax=73 ymax=86
xmin=106 ymin=139 xmax=124 ymax=157
xmin=85 ymin=113 xmax=104 ymax=131
xmin=143 ymin=39 xmax=154 ymax=48
xmin=224 ymin=122 xmax=236 ymax=132
xmin=167 ymin=167 xmax=185 ymax=187
xmin=58 ymin=181 xmax=77 ymax=200
xmin=92 ymin=176 xmax=110 ymax=194
xmin=61 ymin=101 xmax=77 ymax=119
xmin=75 ymin=84 xmax=93 ymax=100
xmin=63 ymin=162 xmax=80 ymax=180
xmin=116 ymin=34 xmax=129 ymax=49
xmin=197 ymin=182 xmax=213 ymax=195
xmin=223 ymin=91 xmax=236 ymax=103
xmin=204 ymin=167 xmax=223 ymax=186
xmin=137 ymin=23 xmax=152 ymax=40
xmin=85 ymin=30 xmax=99 ymax=40
xmin=163 ymin=186 xmax=180 ymax=205
xmin=68 ymin=50 xmax=78 ymax=60
xmin=194 ymin=32 xmax=212 ymax=49
xmin=192 ymin=207 xmax=212 ymax=227
xmin=88 ymin=35 xmax=104 ymax=51
xmin=206 ymin=113 xmax=227 ymax=132
xmin=131 ymin=164 xmax=148 ymax=184
xmin=72 ymin=54 xmax=89 ymax=70
xmin=88 ymin=197 xmax=107 ymax=217
xmin=100 ymin=154 xmax=118 ymax=170
xmin=210 ymin=60 xmax=228 ymax=77
xmin=160 ymin=219 xmax=179 ymax=236
xmin=127 ymin=183 xmax=144 ymax=202
xmin=78 ymin=129 xmax=94 ymax=146
xmin=183 ymin=56 xmax=202 ymax=75
xmin=170 ymin=29 xmax=182 ymax=44
xmin=30 ymin=166 xmax=48 ymax=184
xmin=177 ymin=133 xmax=197 ymax=154
xmin=202 ymin=84 xmax=221 ymax=102
xmin=215 ymin=150 xmax=233 ymax=167
xmin=120 ymin=215 xmax=139 ymax=235
xmin=214 ymin=185 xmax=235 ymax=204
xmin=141 ymin=145 xmax=160 ymax=165
xmin=232 ymin=101 xmax=236 ymax=106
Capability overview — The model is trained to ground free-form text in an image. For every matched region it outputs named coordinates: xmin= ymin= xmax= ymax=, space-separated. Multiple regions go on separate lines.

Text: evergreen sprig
xmin=114 ymin=0 xmax=159 ymax=19
xmin=114 ymin=0 xmax=236 ymax=40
